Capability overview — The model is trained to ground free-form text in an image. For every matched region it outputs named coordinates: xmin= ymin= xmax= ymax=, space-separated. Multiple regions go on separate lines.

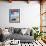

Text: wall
xmin=0 ymin=1 xmax=40 ymax=29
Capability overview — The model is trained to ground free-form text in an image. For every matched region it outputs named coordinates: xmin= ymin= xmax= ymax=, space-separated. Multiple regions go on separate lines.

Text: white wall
xmin=0 ymin=1 xmax=40 ymax=28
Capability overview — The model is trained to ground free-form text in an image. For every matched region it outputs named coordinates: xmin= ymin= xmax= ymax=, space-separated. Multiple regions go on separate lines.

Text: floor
xmin=0 ymin=40 xmax=46 ymax=46
xmin=20 ymin=40 xmax=46 ymax=46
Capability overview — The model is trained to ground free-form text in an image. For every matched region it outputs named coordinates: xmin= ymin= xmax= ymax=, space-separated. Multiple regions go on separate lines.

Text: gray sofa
xmin=9 ymin=33 xmax=34 ymax=43
xmin=3 ymin=27 xmax=34 ymax=43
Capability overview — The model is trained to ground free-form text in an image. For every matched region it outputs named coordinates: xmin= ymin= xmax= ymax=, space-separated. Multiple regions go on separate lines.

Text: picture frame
xmin=9 ymin=9 xmax=20 ymax=23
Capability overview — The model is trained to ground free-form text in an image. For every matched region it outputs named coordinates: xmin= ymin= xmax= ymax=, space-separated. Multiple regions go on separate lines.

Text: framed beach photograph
xmin=9 ymin=9 xmax=20 ymax=23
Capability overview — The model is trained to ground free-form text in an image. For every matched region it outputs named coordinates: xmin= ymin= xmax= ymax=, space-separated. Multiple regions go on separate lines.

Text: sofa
xmin=3 ymin=27 xmax=34 ymax=43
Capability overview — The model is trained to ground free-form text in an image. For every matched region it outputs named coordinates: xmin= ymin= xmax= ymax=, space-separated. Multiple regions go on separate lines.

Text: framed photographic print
xmin=9 ymin=9 xmax=20 ymax=23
